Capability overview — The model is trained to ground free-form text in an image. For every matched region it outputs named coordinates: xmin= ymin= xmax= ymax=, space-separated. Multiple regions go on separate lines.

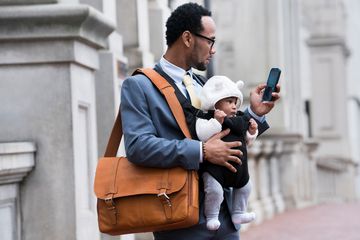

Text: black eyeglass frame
xmin=192 ymin=32 xmax=215 ymax=49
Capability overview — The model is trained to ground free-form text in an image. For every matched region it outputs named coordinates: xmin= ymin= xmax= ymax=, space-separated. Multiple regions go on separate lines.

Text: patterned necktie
xmin=182 ymin=74 xmax=201 ymax=109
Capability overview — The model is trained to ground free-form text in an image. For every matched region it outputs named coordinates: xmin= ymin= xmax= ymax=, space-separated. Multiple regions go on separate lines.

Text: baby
xmin=196 ymin=75 xmax=258 ymax=230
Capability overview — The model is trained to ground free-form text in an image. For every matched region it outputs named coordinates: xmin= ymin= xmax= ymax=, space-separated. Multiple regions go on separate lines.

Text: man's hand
xmin=250 ymin=83 xmax=281 ymax=116
xmin=203 ymin=129 xmax=242 ymax=173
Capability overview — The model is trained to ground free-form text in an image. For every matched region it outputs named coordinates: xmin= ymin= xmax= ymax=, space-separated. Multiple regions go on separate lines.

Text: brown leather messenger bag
xmin=94 ymin=68 xmax=199 ymax=235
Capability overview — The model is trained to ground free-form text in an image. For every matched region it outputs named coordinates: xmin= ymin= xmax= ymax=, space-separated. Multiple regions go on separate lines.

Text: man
xmin=121 ymin=3 xmax=280 ymax=240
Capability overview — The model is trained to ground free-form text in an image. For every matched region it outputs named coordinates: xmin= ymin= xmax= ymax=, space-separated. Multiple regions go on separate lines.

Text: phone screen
xmin=262 ymin=68 xmax=281 ymax=101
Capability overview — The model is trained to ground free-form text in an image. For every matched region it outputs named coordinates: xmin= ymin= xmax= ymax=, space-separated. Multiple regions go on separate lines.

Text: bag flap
xmin=94 ymin=157 xmax=188 ymax=199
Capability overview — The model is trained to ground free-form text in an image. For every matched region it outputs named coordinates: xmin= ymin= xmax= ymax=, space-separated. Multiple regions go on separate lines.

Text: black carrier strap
xmin=152 ymin=65 xmax=214 ymax=139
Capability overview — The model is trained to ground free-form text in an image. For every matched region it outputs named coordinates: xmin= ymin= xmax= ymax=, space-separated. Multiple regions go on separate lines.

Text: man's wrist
xmin=248 ymin=107 xmax=266 ymax=123
xmin=202 ymin=142 xmax=207 ymax=162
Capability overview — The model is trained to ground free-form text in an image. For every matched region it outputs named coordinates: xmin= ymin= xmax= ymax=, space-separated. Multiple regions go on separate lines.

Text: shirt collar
xmin=159 ymin=56 xmax=194 ymax=84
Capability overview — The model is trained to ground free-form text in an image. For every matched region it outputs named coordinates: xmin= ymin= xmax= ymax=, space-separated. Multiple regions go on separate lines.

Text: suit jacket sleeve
xmin=120 ymin=74 xmax=201 ymax=170
xmin=244 ymin=108 xmax=270 ymax=136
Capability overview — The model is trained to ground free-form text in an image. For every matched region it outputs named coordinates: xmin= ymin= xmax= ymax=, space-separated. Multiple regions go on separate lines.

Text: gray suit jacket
xmin=120 ymin=65 xmax=269 ymax=231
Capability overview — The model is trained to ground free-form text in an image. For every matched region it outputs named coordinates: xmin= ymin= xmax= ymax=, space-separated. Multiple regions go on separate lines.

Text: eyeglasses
xmin=192 ymin=32 xmax=215 ymax=49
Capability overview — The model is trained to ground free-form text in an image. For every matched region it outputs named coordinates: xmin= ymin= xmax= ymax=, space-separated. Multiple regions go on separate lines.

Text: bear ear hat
xmin=236 ymin=80 xmax=244 ymax=90
xmin=214 ymin=81 xmax=224 ymax=91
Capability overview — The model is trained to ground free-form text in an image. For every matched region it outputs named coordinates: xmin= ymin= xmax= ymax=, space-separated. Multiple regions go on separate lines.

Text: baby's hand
xmin=248 ymin=118 xmax=258 ymax=135
xmin=214 ymin=109 xmax=226 ymax=124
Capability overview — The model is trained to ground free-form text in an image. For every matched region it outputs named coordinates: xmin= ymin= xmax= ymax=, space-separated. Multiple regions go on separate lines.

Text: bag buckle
xmin=104 ymin=196 xmax=117 ymax=225
xmin=157 ymin=192 xmax=172 ymax=207
xmin=105 ymin=197 xmax=116 ymax=210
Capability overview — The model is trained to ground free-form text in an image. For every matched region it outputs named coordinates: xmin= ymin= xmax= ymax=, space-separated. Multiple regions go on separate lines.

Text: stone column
xmin=116 ymin=0 xmax=154 ymax=74
xmin=0 ymin=3 xmax=114 ymax=240
xmin=0 ymin=142 xmax=35 ymax=240
xmin=304 ymin=140 xmax=319 ymax=203
xmin=304 ymin=0 xmax=350 ymax=157
xmin=247 ymin=141 xmax=263 ymax=225
xmin=303 ymin=0 xmax=357 ymax=202
xmin=270 ymin=141 xmax=285 ymax=214
xmin=258 ymin=141 xmax=275 ymax=220
xmin=275 ymin=134 xmax=303 ymax=209
xmin=148 ymin=0 xmax=171 ymax=62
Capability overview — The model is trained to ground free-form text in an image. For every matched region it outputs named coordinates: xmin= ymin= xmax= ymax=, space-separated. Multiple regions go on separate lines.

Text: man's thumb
xmin=215 ymin=129 xmax=230 ymax=139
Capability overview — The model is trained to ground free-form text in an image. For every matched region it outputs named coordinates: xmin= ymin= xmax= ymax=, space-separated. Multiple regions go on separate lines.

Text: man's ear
xmin=182 ymin=31 xmax=192 ymax=48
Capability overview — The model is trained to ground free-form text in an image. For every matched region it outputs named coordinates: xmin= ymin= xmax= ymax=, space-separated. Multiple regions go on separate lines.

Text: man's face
xmin=191 ymin=16 xmax=216 ymax=71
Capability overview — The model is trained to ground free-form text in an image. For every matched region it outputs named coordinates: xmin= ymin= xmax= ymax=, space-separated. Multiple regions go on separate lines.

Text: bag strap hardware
xmin=157 ymin=192 xmax=172 ymax=207
xmin=105 ymin=197 xmax=116 ymax=208
xmin=105 ymin=196 xmax=117 ymax=225
xmin=157 ymin=192 xmax=172 ymax=220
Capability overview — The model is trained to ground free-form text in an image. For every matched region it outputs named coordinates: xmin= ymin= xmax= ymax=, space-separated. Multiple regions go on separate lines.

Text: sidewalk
xmin=241 ymin=201 xmax=360 ymax=240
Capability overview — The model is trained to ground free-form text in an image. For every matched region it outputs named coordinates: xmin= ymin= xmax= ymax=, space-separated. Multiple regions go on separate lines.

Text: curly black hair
xmin=165 ymin=3 xmax=212 ymax=47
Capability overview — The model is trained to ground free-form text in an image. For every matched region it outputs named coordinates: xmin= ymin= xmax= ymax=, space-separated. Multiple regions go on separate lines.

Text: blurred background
xmin=0 ymin=0 xmax=359 ymax=239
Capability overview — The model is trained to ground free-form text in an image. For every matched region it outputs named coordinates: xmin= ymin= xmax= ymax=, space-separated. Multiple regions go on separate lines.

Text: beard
xmin=194 ymin=62 xmax=207 ymax=71
xmin=191 ymin=42 xmax=209 ymax=71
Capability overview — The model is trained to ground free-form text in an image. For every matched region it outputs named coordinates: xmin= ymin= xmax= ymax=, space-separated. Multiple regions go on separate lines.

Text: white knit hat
xmin=200 ymin=75 xmax=244 ymax=111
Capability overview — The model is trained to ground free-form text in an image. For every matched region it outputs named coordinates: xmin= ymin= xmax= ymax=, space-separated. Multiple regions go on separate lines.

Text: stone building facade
xmin=0 ymin=0 xmax=359 ymax=240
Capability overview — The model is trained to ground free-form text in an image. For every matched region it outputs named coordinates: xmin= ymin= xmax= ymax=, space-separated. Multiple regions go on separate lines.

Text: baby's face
xmin=215 ymin=97 xmax=238 ymax=117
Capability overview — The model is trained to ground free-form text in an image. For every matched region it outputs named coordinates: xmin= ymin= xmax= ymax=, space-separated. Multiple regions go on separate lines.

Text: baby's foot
xmin=231 ymin=212 xmax=256 ymax=224
xmin=206 ymin=218 xmax=221 ymax=231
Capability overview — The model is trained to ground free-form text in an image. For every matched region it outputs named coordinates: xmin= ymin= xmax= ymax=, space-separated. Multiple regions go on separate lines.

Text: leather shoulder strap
xmin=104 ymin=110 xmax=122 ymax=157
xmin=104 ymin=68 xmax=192 ymax=157
xmin=135 ymin=68 xmax=192 ymax=139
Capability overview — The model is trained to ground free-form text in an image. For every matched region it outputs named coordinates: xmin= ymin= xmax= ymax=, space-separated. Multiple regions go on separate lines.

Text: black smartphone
xmin=262 ymin=68 xmax=281 ymax=102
